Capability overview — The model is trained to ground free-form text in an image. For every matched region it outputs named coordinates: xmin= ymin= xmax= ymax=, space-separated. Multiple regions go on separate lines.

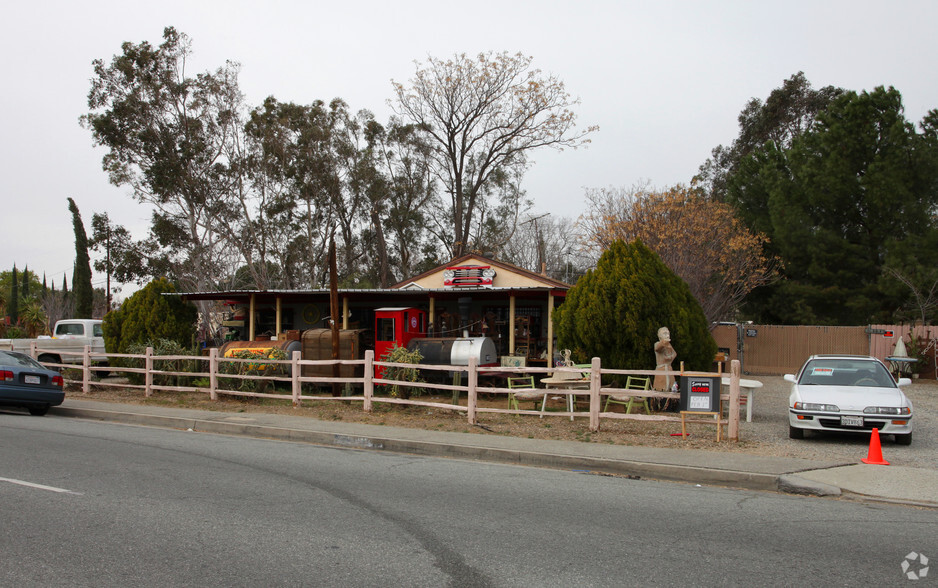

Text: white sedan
xmin=786 ymin=355 xmax=913 ymax=445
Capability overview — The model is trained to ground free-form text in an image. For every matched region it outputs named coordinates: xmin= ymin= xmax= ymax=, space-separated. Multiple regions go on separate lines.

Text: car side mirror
xmin=897 ymin=377 xmax=912 ymax=387
xmin=783 ymin=374 xmax=797 ymax=383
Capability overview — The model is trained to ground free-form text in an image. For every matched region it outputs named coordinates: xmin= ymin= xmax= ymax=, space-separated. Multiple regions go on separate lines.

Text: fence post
xmin=83 ymin=345 xmax=91 ymax=394
xmin=363 ymin=350 xmax=374 ymax=412
xmin=145 ymin=346 xmax=154 ymax=397
xmin=291 ymin=350 xmax=301 ymax=407
xmin=728 ymin=359 xmax=741 ymax=442
xmin=467 ymin=356 xmax=477 ymax=425
xmin=589 ymin=356 xmax=601 ymax=432
xmin=29 ymin=341 xmax=38 ymax=360
xmin=209 ymin=348 xmax=218 ymax=401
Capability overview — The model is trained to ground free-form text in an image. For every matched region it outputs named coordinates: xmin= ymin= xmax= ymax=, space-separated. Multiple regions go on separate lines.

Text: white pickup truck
xmin=0 ymin=319 xmax=108 ymax=366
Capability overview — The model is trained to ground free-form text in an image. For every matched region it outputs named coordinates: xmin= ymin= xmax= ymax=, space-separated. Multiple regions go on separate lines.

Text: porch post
xmin=547 ymin=292 xmax=554 ymax=366
xmin=275 ymin=296 xmax=282 ymax=338
xmin=509 ymin=295 xmax=516 ymax=355
xmin=249 ymin=294 xmax=256 ymax=341
xmin=342 ymin=297 xmax=349 ymax=329
xmin=429 ymin=297 xmax=435 ymax=335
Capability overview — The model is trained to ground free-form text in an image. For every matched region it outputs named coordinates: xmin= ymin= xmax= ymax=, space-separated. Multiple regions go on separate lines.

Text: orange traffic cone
xmin=861 ymin=428 xmax=890 ymax=465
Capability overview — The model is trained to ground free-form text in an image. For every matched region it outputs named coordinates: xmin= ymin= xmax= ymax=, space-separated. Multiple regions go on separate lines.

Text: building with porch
xmin=178 ymin=254 xmax=572 ymax=365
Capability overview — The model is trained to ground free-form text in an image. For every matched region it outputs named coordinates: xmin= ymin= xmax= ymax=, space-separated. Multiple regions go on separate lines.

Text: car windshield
xmin=798 ymin=358 xmax=895 ymax=388
xmin=0 ymin=350 xmax=44 ymax=369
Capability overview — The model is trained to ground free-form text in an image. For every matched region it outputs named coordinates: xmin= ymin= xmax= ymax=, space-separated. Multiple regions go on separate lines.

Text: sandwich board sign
xmin=680 ymin=376 xmax=720 ymax=412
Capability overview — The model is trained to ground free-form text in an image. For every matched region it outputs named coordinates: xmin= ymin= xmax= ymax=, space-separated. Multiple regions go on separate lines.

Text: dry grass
xmin=70 ymin=381 xmax=738 ymax=450
xmin=67 ymin=375 xmax=938 ymax=468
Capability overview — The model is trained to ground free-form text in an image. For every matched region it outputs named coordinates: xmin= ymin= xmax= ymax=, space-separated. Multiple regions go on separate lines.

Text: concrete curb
xmin=52 ymin=405 xmax=783 ymax=492
xmin=777 ymin=474 xmax=842 ymax=497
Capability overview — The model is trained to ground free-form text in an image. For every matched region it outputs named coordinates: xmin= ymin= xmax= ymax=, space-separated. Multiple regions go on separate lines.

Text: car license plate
xmin=25 ymin=375 xmax=40 ymax=385
xmin=840 ymin=415 xmax=863 ymax=427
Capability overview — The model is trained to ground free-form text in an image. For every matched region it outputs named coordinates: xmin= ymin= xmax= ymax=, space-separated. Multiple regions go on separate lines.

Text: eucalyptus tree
xmin=244 ymin=97 xmax=313 ymax=288
xmin=331 ymin=106 xmax=374 ymax=284
xmin=392 ymin=52 xmax=597 ymax=258
xmin=359 ymin=118 xmax=440 ymax=285
xmin=245 ymin=97 xmax=350 ymax=288
xmin=82 ymin=27 xmax=242 ymax=293
xmin=90 ymin=212 xmax=138 ymax=305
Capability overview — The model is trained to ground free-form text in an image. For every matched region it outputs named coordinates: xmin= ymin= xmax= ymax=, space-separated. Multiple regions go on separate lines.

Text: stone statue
xmin=654 ymin=326 xmax=677 ymax=391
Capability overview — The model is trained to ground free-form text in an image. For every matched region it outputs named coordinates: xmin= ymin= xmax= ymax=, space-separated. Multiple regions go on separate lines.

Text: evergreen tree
xmin=68 ymin=198 xmax=94 ymax=318
xmin=10 ymin=266 xmax=19 ymax=324
xmin=21 ymin=266 xmax=30 ymax=302
xmin=727 ymin=87 xmax=938 ymax=324
xmin=102 ymin=278 xmax=197 ymax=354
xmin=554 ymin=240 xmax=716 ymax=372
xmin=696 ymin=72 xmax=842 ymax=201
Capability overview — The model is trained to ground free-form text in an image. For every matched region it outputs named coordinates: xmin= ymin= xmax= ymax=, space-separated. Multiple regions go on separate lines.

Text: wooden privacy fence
xmin=710 ymin=323 xmax=938 ymax=376
xmin=869 ymin=324 xmax=938 ymax=380
xmin=35 ymin=344 xmax=745 ymax=441
xmin=742 ymin=325 xmax=868 ymax=375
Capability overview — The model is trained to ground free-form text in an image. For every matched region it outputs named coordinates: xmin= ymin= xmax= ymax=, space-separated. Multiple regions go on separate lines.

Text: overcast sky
xmin=3 ymin=0 xmax=937 ymax=296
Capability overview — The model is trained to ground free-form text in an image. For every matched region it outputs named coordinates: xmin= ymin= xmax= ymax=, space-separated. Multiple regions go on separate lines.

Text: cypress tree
xmin=10 ymin=265 xmax=19 ymax=324
xmin=21 ymin=265 xmax=30 ymax=302
xmin=102 ymin=278 xmax=197 ymax=354
xmin=68 ymin=198 xmax=94 ymax=318
xmin=554 ymin=239 xmax=716 ymax=372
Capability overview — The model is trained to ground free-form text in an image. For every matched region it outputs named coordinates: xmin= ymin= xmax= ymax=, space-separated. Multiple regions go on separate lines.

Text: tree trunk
xmin=371 ymin=207 xmax=390 ymax=288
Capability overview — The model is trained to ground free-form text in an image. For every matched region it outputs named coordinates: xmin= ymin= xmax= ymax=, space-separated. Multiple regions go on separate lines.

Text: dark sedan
xmin=0 ymin=350 xmax=65 ymax=415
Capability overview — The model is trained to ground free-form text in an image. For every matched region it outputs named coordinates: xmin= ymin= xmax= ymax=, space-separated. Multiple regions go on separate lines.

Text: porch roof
xmin=174 ymin=286 xmax=567 ymax=305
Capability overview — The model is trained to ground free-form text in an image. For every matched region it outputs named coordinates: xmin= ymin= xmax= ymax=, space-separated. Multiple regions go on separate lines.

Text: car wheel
xmin=789 ymin=425 xmax=805 ymax=439
xmin=28 ymin=405 xmax=50 ymax=416
xmin=894 ymin=432 xmax=912 ymax=446
xmin=37 ymin=354 xmax=62 ymax=372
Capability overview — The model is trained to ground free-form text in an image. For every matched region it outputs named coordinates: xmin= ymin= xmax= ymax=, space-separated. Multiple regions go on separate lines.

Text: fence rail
xmin=28 ymin=343 xmax=743 ymax=441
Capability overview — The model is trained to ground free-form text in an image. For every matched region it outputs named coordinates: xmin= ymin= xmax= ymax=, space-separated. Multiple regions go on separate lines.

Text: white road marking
xmin=0 ymin=476 xmax=83 ymax=495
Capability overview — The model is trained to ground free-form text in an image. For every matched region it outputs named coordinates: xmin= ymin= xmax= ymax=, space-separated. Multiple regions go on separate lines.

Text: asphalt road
xmin=1 ymin=414 xmax=936 ymax=587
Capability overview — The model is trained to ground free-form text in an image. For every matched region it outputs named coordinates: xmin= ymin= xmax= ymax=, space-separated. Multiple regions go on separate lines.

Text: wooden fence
xmin=711 ymin=323 xmax=938 ymax=377
xmin=33 ymin=344 xmax=745 ymax=441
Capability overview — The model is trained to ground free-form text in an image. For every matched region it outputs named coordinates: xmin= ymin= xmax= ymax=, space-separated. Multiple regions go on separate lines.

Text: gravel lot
xmin=734 ymin=375 xmax=937 ymax=469
xmin=76 ymin=375 xmax=937 ymax=470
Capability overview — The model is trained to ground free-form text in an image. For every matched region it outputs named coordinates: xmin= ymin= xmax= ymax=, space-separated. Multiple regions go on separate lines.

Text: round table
xmin=885 ymin=356 xmax=918 ymax=378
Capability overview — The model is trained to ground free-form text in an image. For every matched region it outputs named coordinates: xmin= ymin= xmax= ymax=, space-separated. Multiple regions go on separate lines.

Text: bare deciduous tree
xmin=581 ymin=184 xmax=777 ymax=324
xmin=392 ymin=52 xmax=597 ymax=258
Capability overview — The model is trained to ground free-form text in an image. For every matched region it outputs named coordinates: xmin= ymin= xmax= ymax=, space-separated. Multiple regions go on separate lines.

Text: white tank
xmin=407 ymin=337 xmax=498 ymax=367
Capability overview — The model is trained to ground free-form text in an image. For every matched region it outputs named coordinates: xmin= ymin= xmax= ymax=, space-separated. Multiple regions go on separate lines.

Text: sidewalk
xmin=50 ymin=398 xmax=938 ymax=508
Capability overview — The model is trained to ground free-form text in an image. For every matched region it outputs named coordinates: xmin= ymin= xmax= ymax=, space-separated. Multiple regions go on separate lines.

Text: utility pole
xmin=329 ymin=235 xmax=341 ymax=397
xmin=105 ymin=223 xmax=112 ymax=311
xmin=522 ymin=213 xmax=550 ymax=274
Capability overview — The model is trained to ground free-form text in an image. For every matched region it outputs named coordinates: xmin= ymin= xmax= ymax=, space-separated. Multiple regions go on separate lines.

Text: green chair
xmin=603 ymin=375 xmax=652 ymax=414
xmin=507 ymin=376 xmax=545 ymax=411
